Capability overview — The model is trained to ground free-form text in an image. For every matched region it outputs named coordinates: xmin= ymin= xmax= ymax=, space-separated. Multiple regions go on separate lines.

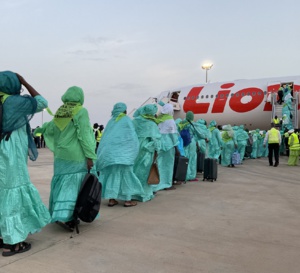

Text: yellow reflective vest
xmin=288 ymin=133 xmax=300 ymax=150
xmin=96 ymin=130 xmax=101 ymax=142
xmin=268 ymin=128 xmax=280 ymax=144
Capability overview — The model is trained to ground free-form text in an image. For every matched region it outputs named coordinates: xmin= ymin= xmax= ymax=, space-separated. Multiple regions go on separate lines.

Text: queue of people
xmin=1 ymin=71 xmax=300 ymax=258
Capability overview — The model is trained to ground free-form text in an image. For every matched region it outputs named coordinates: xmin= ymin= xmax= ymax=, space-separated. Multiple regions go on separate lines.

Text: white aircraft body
xmin=131 ymin=76 xmax=300 ymax=130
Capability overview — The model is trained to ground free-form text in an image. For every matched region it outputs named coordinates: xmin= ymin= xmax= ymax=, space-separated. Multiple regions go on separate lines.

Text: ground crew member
xmin=35 ymin=130 xmax=42 ymax=148
xmin=93 ymin=123 xmax=101 ymax=152
xmin=272 ymin=115 xmax=280 ymax=126
xmin=263 ymin=124 xmax=281 ymax=167
xmin=98 ymin=124 xmax=104 ymax=142
xmin=287 ymin=129 xmax=300 ymax=166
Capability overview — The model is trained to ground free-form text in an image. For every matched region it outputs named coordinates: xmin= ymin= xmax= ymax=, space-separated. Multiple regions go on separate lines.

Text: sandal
xmin=2 ymin=242 xmax=31 ymax=257
xmin=164 ymin=185 xmax=176 ymax=190
xmin=124 ymin=201 xmax=137 ymax=207
xmin=108 ymin=199 xmax=119 ymax=207
xmin=56 ymin=220 xmax=80 ymax=232
xmin=189 ymin=178 xmax=199 ymax=182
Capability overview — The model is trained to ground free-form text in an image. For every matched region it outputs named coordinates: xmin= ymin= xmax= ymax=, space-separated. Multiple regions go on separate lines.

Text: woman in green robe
xmin=152 ymin=103 xmax=179 ymax=191
xmin=195 ymin=119 xmax=210 ymax=155
xmin=221 ymin=125 xmax=237 ymax=167
xmin=96 ymin=102 xmax=144 ymax=207
xmin=35 ymin=86 xmax=97 ymax=230
xmin=0 ymin=71 xmax=51 ymax=256
xmin=207 ymin=120 xmax=223 ymax=159
xmin=179 ymin=111 xmax=207 ymax=181
xmin=132 ymin=104 xmax=161 ymax=202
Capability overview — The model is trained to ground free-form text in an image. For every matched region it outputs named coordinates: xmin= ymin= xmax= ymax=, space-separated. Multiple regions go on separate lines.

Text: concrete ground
xmin=0 ymin=148 xmax=300 ymax=273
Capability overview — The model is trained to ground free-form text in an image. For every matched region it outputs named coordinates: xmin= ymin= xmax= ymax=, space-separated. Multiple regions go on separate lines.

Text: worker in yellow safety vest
xmin=93 ymin=123 xmax=101 ymax=152
xmin=34 ymin=129 xmax=42 ymax=148
xmin=263 ymin=124 xmax=281 ymax=167
xmin=98 ymin=125 xmax=104 ymax=142
xmin=272 ymin=115 xmax=280 ymax=126
xmin=287 ymin=129 xmax=300 ymax=166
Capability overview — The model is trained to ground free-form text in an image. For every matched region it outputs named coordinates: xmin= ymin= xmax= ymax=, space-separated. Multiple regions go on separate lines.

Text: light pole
xmin=201 ymin=63 xmax=213 ymax=83
xmin=41 ymin=108 xmax=46 ymax=125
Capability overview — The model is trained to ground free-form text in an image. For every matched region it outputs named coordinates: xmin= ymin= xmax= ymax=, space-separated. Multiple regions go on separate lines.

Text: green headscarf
xmin=0 ymin=71 xmax=21 ymax=95
xmin=186 ymin=111 xmax=194 ymax=122
xmin=53 ymin=86 xmax=84 ymax=131
xmin=0 ymin=71 xmax=38 ymax=160
xmin=141 ymin=104 xmax=158 ymax=122
xmin=209 ymin=120 xmax=217 ymax=131
xmin=111 ymin=102 xmax=127 ymax=121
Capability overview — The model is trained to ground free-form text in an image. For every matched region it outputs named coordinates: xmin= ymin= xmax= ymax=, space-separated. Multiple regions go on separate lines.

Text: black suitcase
xmin=197 ymin=151 xmax=205 ymax=173
xmin=173 ymin=155 xmax=189 ymax=182
xmin=244 ymin=145 xmax=252 ymax=158
xmin=203 ymin=158 xmax=218 ymax=182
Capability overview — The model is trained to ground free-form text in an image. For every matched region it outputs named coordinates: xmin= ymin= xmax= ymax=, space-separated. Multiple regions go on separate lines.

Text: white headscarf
xmin=161 ymin=103 xmax=174 ymax=116
xmin=284 ymin=93 xmax=292 ymax=102
xmin=158 ymin=104 xmax=177 ymax=134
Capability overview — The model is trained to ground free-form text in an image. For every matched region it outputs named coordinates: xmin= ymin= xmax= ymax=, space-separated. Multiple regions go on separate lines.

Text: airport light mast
xmin=202 ymin=63 xmax=213 ymax=83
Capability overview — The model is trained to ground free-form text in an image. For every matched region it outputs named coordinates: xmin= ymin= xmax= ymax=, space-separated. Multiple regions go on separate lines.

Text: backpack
xmin=0 ymin=95 xmax=13 ymax=142
xmin=0 ymin=95 xmax=3 ymax=141
xmin=73 ymin=172 xmax=102 ymax=233
xmin=180 ymin=128 xmax=192 ymax=147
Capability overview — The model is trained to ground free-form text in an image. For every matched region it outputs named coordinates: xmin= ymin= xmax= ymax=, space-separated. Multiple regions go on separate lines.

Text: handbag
xmin=147 ymin=152 xmax=160 ymax=184
xmin=231 ymin=150 xmax=241 ymax=165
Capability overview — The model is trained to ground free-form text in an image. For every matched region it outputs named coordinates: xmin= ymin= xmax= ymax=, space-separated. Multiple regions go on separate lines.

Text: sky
xmin=1 ymin=0 xmax=300 ymax=127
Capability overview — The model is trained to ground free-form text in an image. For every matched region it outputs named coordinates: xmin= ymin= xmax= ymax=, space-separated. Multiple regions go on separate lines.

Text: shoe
xmin=189 ymin=178 xmax=199 ymax=182
xmin=108 ymin=200 xmax=119 ymax=207
xmin=124 ymin=201 xmax=137 ymax=207
xmin=269 ymin=164 xmax=273 ymax=166
xmin=274 ymin=163 xmax=278 ymax=167
xmin=2 ymin=242 xmax=31 ymax=257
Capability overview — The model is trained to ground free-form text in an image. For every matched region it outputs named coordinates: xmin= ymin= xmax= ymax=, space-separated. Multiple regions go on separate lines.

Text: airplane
xmin=130 ymin=76 xmax=300 ymax=130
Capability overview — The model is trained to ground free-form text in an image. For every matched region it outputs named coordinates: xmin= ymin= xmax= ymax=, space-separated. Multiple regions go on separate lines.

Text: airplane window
xmin=231 ymin=93 xmax=234 ymax=97
xmin=206 ymin=95 xmax=208 ymax=98
xmin=236 ymin=93 xmax=239 ymax=97
xmin=216 ymin=95 xmax=218 ymax=98
xmin=191 ymin=96 xmax=194 ymax=100
xmin=220 ymin=94 xmax=224 ymax=98
xmin=242 ymin=93 xmax=245 ymax=96
xmin=226 ymin=94 xmax=229 ymax=97
xmin=258 ymin=92 xmax=261 ymax=95
xmin=247 ymin=92 xmax=250 ymax=96
xmin=252 ymin=92 xmax=256 ymax=96
xmin=210 ymin=95 xmax=213 ymax=98
xmin=184 ymin=97 xmax=186 ymax=100
xmin=201 ymin=95 xmax=204 ymax=99
xmin=264 ymin=91 xmax=267 ymax=95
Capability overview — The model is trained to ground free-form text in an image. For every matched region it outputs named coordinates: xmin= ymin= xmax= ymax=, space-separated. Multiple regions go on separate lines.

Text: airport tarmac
xmin=0 ymin=148 xmax=300 ymax=273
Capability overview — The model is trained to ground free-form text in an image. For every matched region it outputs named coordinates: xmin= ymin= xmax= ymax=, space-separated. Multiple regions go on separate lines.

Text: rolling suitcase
xmin=203 ymin=158 xmax=218 ymax=182
xmin=197 ymin=151 xmax=205 ymax=173
xmin=173 ymin=155 xmax=189 ymax=182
